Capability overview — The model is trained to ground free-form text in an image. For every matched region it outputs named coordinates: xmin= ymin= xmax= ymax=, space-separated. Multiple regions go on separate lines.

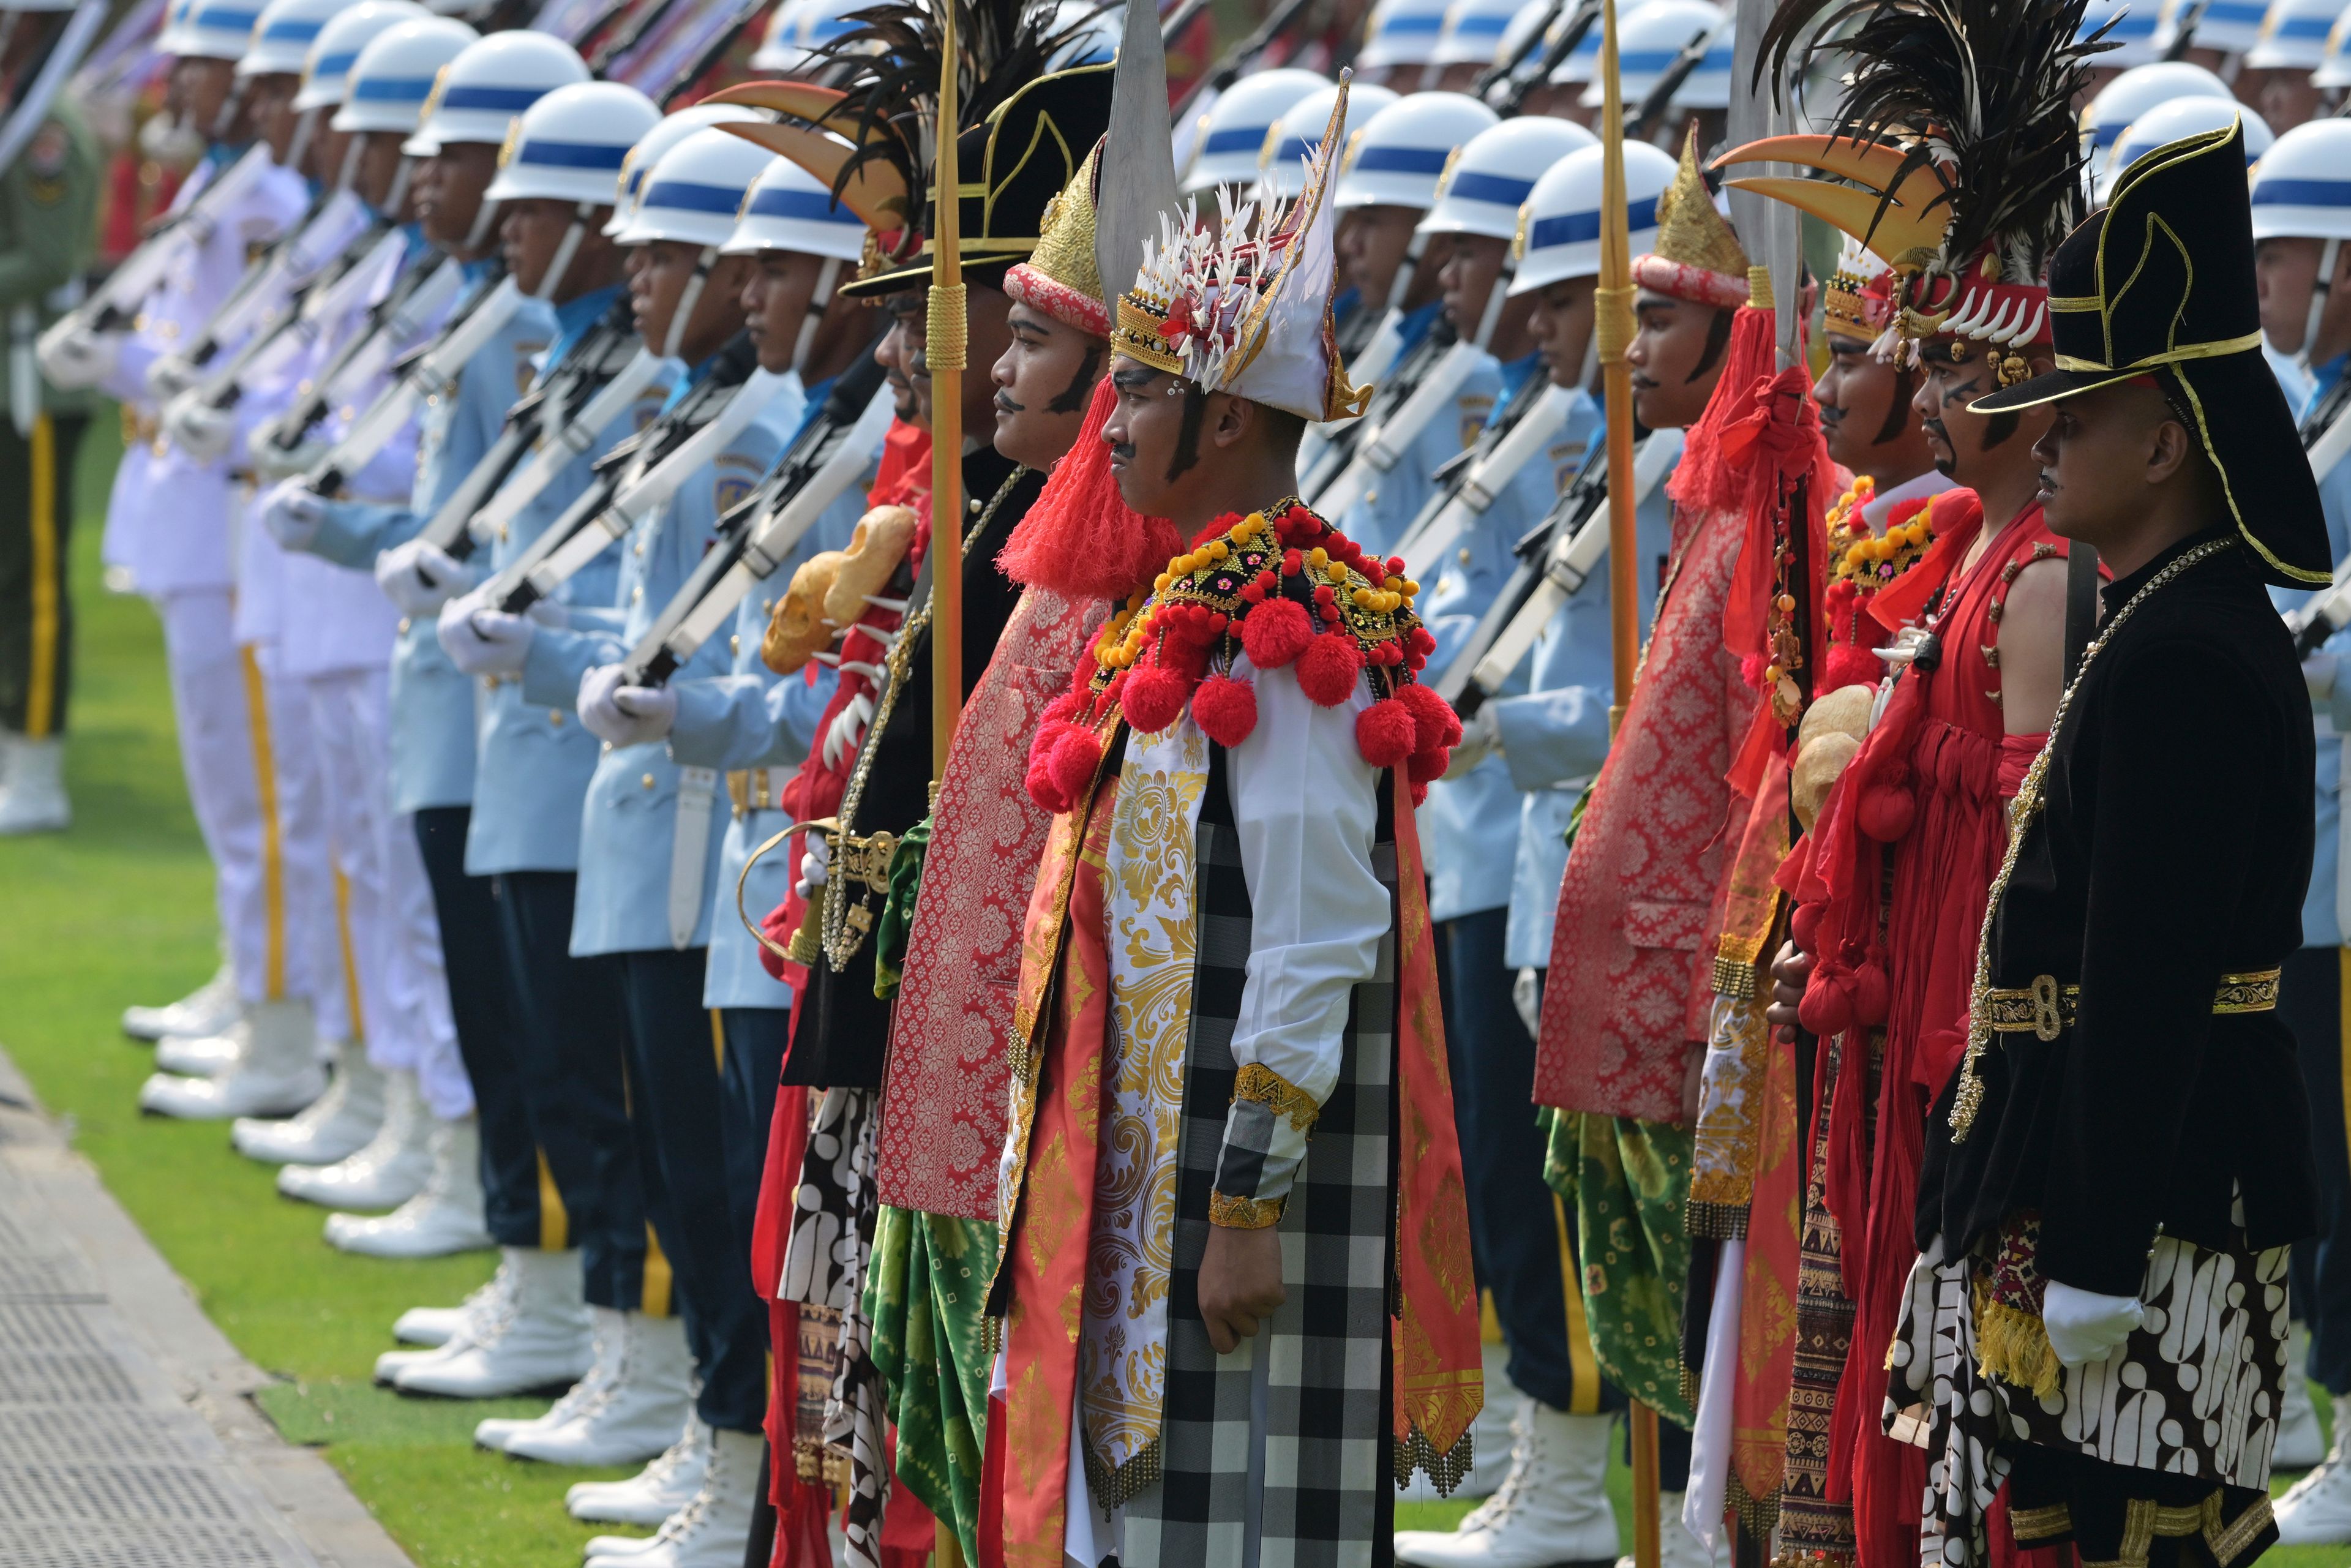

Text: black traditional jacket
xmin=786 ymin=445 xmax=1043 ymax=1089
xmin=1920 ymin=527 xmax=2320 ymax=1296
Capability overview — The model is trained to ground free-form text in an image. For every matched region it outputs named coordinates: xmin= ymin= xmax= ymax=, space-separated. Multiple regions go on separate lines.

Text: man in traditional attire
xmin=1899 ymin=118 xmax=2330 ymax=1566
xmin=988 ymin=70 xmax=1482 ymax=1568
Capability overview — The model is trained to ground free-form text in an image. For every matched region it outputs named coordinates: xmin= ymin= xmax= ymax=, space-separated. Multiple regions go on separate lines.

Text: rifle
xmin=1485 ymin=0 xmax=1599 ymax=113
xmin=421 ymin=310 xmax=648 ymax=560
xmin=2277 ymin=381 xmax=2351 ymax=655
xmin=620 ymin=351 xmax=896 ymax=687
xmin=1627 ymin=20 xmax=1715 ymax=140
xmin=1307 ymin=322 xmax=1492 ymax=519
xmin=2162 ymin=0 xmax=2211 ymax=59
xmin=480 ymin=336 xmax=771 ymax=615
xmin=258 ymin=253 xmax=467 ymax=459
xmin=179 ymin=222 xmax=409 ymax=418
xmin=1299 ymin=321 xmax=1452 ymax=498
xmin=39 ymin=143 xmax=274 ymax=347
xmin=1390 ymin=377 xmax=1576 ymax=582
xmin=157 ymin=188 xmax=374 ymax=391
xmin=303 ymin=272 xmax=530 ymax=495
xmin=1169 ymin=0 xmax=1320 ymax=124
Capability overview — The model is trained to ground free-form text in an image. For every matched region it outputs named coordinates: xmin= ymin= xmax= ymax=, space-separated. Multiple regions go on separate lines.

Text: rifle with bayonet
xmin=619 ymin=346 xmax=894 ymax=688
xmin=1389 ymin=373 xmax=1578 ymax=580
xmin=257 ymin=253 xmax=468 ymax=461
xmin=176 ymin=221 xmax=414 ymax=422
xmin=156 ymin=188 xmax=374 ymax=391
xmin=39 ymin=143 xmax=277 ymax=351
xmin=2162 ymin=0 xmax=2211 ymax=59
xmin=1627 ymin=16 xmax=1715 ymax=140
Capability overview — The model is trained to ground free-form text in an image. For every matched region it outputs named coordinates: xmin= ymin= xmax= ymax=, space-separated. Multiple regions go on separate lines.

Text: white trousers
xmin=299 ymin=667 xmax=471 ymax=1119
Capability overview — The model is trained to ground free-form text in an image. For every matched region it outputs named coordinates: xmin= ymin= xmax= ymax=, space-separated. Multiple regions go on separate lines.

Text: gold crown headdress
xmin=1632 ymin=129 xmax=1751 ymax=310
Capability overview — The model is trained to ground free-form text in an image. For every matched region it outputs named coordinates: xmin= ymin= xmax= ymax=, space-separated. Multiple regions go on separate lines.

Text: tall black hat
xmin=1974 ymin=121 xmax=2331 ymax=587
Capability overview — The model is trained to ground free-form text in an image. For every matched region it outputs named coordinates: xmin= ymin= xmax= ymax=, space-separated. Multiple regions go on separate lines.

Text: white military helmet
xmin=1581 ymin=0 xmax=1723 ymax=108
xmin=721 ymin=151 xmax=868 ymax=261
xmin=1433 ymin=0 xmax=1522 ymax=67
xmin=1510 ymin=139 xmax=1676 ymax=296
xmin=484 ymin=80 xmax=661 ymax=207
xmin=1334 ymin=91 xmax=1498 ymax=211
xmin=1261 ymin=81 xmax=1397 ymax=198
xmin=2247 ymin=0 xmax=2351 ymax=67
xmin=295 ymin=0 xmax=427 ymax=111
xmin=332 ymin=17 xmax=476 ymax=134
xmin=2077 ymin=61 xmax=2233 ymax=175
xmin=1671 ymin=6 xmax=1736 ymax=110
xmin=2154 ymin=0 xmax=2270 ymax=55
xmin=2322 ymin=3 xmax=2351 ymax=82
xmin=2077 ymin=0 xmax=2162 ymax=68
xmin=613 ymin=126 xmax=778 ymax=247
xmin=1047 ymin=0 xmax=1119 ymax=67
xmin=2101 ymin=97 xmax=2273 ymax=201
xmin=1488 ymin=0 xmax=1550 ymax=73
xmin=1179 ymin=67 xmax=1329 ymax=192
xmin=1548 ymin=0 xmax=1659 ymax=84
xmin=2249 ymin=117 xmax=2351 ymax=361
xmin=403 ymin=31 xmax=587 ymax=156
xmin=750 ymin=0 xmax=871 ymax=74
xmin=1355 ymin=0 xmax=1452 ymax=69
xmin=604 ymin=104 xmax=759 ymax=236
xmin=162 ymin=0 xmax=265 ymax=59
xmin=237 ymin=0 xmax=342 ymax=78
xmin=1416 ymin=116 xmax=1594 ymax=241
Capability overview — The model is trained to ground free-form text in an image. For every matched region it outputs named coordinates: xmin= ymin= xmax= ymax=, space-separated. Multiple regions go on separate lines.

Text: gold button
xmin=1365 ymin=489 xmax=1379 ymax=505
xmin=550 ymin=710 xmax=563 ymax=727
xmin=730 ymin=634 xmax=741 ymax=658
xmin=631 ymin=586 xmax=643 ymax=602
xmin=632 ymin=539 xmax=643 ymax=556
xmin=641 ymin=773 xmax=655 ymax=789
xmin=397 ymin=617 xmax=411 ymax=634
xmin=1457 ymin=547 xmax=1472 ymax=566
xmin=760 ymin=598 xmax=773 ymax=614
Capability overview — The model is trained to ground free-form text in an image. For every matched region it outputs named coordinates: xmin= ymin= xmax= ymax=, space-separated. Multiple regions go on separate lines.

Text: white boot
xmin=234 ymin=1039 xmax=384 ymax=1164
xmin=154 ymin=1019 xmax=247 ymax=1078
xmin=1397 ymin=1401 xmax=1618 ymax=1567
xmin=0 ymin=732 xmax=69 ymax=834
xmin=1458 ymin=1342 xmax=1516 ymax=1499
xmin=2278 ymin=1427 xmax=2351 ymax=1543
xmin=279 ymin=1068 xmax=430 ymax=1209
xmin=123 ymin=962 xmax=239 ymax=1041
xmin=325 ymin=1114 xmax=493 ymax=1257
xmin=500 ymin=1310 xmax=692 ymax=1465
xmin=475 ymin=1308 xmax=626 ymax=1452
xmin=1614 ymin=1494 xmax=1729 ymax=1568
xmin=391 ymin=1258 xmax=514 ymax=1351
xmin=568 ymin=1418 xmax=710 ymax=1525
xmin=139 ymin=1000 xmax=324 ymax=1120
xmin=2277 ymin=1322 xmax=2327 ymax=1469
xmin=583 ymin=1427 xmax=763 ymax=1568
xmin=389 ymin=1247 xmax=590 ymax=1395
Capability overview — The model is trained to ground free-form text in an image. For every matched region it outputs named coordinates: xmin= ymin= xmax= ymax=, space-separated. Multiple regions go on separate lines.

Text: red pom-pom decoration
xmin=1296 ymin=631 xmax=1365 ymax=707
xmin=1355 ymin=697 xmax=1418 ymax=768
xmin=1789 ymin=900 xmax=1824 ymax=953
xmin=1040 ymin=691 xmax=1082 ymax=729
xmin=1850 ymin=959 xmax=1890 ymax=1027
xmin=1192 ymin=674 xmax=1258 ymax=747
xmin=1395 ymin=681 xmax=1463 ymax=753
xmin=1026 ymin=752 xmax=1067 ymax=814
xmin=1410 ymin=779 xmax=1430 ymax=807
xmin=1047 ymin=726 xmax=1103 ymax=804
xmin=1820 ymin=648 xmax=1883 ymax=691
xmin=1122 ymin=662 xmax=1190 ymax=733
xmin=1798 ymin=966 xmax=1854 ymax=1035
xmin=1407 ymin=745 xmax=1450 ymax=784
xmin=1240 ymin=595 xmax=1313 ymax=669
xmin=1857 ymin=782 xmax=1915 ymax=842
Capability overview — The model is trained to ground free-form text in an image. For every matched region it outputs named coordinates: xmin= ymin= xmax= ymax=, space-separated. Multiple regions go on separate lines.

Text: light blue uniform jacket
xmin=1415 ymin=363 xmax=1600 ymax=923
xmin=1328 ymin=302 xmax=1503 ymax=557
xmin=2283 ymin=351 xmax=2351 ymax=947
xmin=521 ymin=356 xmax=805 ymax=956
xmin=307 ymin=262 xmax=554 ymax=814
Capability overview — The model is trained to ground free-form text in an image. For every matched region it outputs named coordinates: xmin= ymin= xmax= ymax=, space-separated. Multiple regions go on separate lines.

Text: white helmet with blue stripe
xmin=403 ymin=31 xmax=587 ymax=155
xmin=2320 ymin=1 xmax=2351 ymax=82
xmin=161 ymin=0 xmax=266 ymax=61
xmin=600 ymin=104 xmax=760 ymax=236
xmin=1433 ymin=0 xmax=1522 ymax=67
xmin=1579 ymin=0 xmax=1722 ymax=108
xmin=236 ymin=0 xmax=342 ymax=78
xmin=1179 ymin=67 xmax=1327 ymax=193
xmin=1415 ymin=116 xmax=1594 ymax=242
xmin=1510 ymin=139 xmax=1676 ymax=296
xmin=750 ymin=0 xmax=871 ymax=75
xmin=2077 ymin=0 xmax=2162 ymax=68
xmin=2154 ymin=0 xmax=2271 ymax=54
xmin=1355 ymin=0 xmax=1452 ymax=67
xmin=332 ymin=17 xmax=476 ymax=134
xmin=1260 ymin=81 xmax=1397 ymax=198
xmin=1547 ymin=0 xmax=1659 ymax=84
xmin=484 ymin=79 xmax=662 ymax=208
xmin=613 ymin=126 xmax=778 ymax=247
xmin=1670 ymin=6 xmax=1736 ymax=110
xmin=294 ymin=0 xmax=427 ymax=111
xmin=2076 ymin=61 xmax=2232 ymax=178
xmin=721 ymin=149 xmax=868 ymax=261
xmin=1333 ymin=91 xmax=1498 ymax=212
xmin=1047 ymin=0 xmax=1119 ymax=67
xmin=2100 ymin=97 xmax=2271 ymax=201
xmin=2246 ymin=0 xmax=2351 ymax=67
xmin=2251 ymin=118 xmax=2351 ymax=241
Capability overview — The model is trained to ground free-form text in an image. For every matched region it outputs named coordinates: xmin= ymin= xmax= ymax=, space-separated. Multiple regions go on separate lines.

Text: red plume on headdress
xmin=997 ymin=378 xmax=1185 ymax=600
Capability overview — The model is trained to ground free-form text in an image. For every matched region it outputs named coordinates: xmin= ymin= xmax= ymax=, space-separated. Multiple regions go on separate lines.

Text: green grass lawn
xmin=4 ymin=417 xmax=2348 ymax=1565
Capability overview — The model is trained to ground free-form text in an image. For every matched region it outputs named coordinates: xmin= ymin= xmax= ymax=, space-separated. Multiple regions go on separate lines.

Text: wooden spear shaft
xmin=928 ymin=10 xmax=965 ymax=783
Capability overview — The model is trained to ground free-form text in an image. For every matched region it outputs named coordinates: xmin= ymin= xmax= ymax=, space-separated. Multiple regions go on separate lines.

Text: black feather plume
xmin=1756 ymin=0 xmax=2113 ymax=284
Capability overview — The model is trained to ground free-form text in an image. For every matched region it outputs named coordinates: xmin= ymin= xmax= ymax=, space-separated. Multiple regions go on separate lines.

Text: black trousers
xmin=0 ymin=411 xmax=84 ymax=735
xmin=613 ymin=947 xmax=766 ymax=1434
xmin=718 ymin=1007 xmax=790 ymax=1270
xmin=2282 ymin=945 xmax=2351 ymax=1394
xmin=495 ymin=870 xmax=648 ymax=1312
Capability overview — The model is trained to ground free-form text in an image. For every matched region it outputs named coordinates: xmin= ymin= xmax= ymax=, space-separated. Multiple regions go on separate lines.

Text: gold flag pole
xmin=1594 ymin=0 xmax=1664 ymax=1559
xmin=928 ymin=7 xmax=966 ymax=783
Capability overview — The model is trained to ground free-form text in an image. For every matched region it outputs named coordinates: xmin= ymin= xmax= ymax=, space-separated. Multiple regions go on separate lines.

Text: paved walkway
xmin=0 ymin=1046 xmax=413 ymax=1568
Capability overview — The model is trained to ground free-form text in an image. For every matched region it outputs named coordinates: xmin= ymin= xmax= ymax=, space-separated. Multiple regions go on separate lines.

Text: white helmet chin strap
xmin=211 ymin=76 xmax=249 ymax=142
xmin=1577 ymin=319 xmax=1600 ymax=392
xmin=334 ymin=131 xmax=363 ymax=193
xmin=1472 ymin=261 xmax=1512 ymax=348
xmin=285 ymin=105 xmax=318 ymax=174
xmin=2303 ymin=236 xmax=2342 ymax=370
xmin=1387 ymin=230 xmax=1428 ymax=312
xmin=463 ymin=195 xmax=499 ymax=254
xmin=380 ymin=156 xmax=413 ymax=220
xmin=533 ymin=201 xmax=593 ymax=300
xmin=789 ymin=256 xmax=844 ymax=375
xmin=659 ymin=243 xmax=718 ymax=359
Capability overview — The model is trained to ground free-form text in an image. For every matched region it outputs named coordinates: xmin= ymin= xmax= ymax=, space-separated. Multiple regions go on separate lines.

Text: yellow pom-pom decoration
xmin=1154 ymin=572 xmax=1172 ymax=592
xmin=1308 ymin=547 xmax=1329 ymax=570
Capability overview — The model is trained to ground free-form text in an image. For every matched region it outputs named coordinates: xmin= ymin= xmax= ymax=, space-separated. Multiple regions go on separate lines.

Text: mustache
xmin=1630 ymin=372 xmax=1659 ymax=392
xmin=1817 ymin=405 xmax=1843 ymax=428
xmin=1108 ymin=441 xmax=1136 ymax=463
xmin=994 ymin=389 xmax=1023 ymax=415
xmin=1920 ymin=416 xmax=1949 ymax=444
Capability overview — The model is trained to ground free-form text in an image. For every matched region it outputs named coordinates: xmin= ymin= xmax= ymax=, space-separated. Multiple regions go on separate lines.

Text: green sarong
xmin=865 ymin=1203 xmax=997 ymax=1562
xmin=1542 ymin=1108 xmax=1695 ymax=1428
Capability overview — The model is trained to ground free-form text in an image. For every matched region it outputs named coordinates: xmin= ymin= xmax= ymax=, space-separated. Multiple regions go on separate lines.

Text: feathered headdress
xmin=1722 ymin=0 xmax=2112 ymax=380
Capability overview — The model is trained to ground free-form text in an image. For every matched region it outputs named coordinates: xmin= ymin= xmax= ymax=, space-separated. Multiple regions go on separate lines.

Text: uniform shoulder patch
xmin=712 ymin=454 xmax=761 ymax=516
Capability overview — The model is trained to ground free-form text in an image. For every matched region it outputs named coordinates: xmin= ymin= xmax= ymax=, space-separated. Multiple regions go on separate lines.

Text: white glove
xmin=1512 ymin=966 xmax=1543 ymax=1040
xmin=146 ymin=352 xmax=198 ymax=400
xmin=795 ymin=833 xmax=831 ymax=900
xmin=579 ymin=663 xmax=678 ymax=747
xmin=39 ymin=326 xmax=118 ymax=391
xmin=437 ymin=589 xmax=536 ymax=675
xmin=1441 ymin=703 xmax=1502 ymax=780
xmin=250 ymin=431 xmax=324 ymax=482
xmin=165 ymin=392 xmax=236 ymax=464
xmin=258 ymin=479 xmax=328 ymax=551
xmin=2305 ymin=651 xmax=2338 ymax=703
xmin=376 ymin=538 xmax=474 ymax=618
xmin=822 ymin=690 xmax=877 ymax=771
xmin=2041 ymin=1280 xmax=2145 ymax=1367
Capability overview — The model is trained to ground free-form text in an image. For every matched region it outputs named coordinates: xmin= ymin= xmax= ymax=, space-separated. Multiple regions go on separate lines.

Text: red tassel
xmin=1242 ymin=595 xmax=1313 ymax=668
xmin=1047 ymin=726 xmax=1102 ymax=803
xmin=1798 ymin=964 xmax=1854 ymax=1035
xmin=1122 ymin=663 xmax=1190 ymax=732
xmin=1790 ymin=900 xmax=1824 ymax=954
xmin=1820 ymin=646 xmax=1884 ymax=691
xmin=1193 ymin=674 xmax=1258 ymax=746
xmin=1406 ymin=744 xmax=1451 ymax=784
xmin=1851 ymin=959 xmax=1890 ymax=1027
xmin=1296 ymin=631 xmax=1364 ymax=707
xmin=1356 ymin=697 xmax=1417 ymax=768
xmin=1395 ymin=681 xmax=1463 ymax=752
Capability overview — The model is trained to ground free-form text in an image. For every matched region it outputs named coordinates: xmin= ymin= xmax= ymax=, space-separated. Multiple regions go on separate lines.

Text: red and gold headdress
xmin=1632 ymin=128 xmax=1752 ymax=310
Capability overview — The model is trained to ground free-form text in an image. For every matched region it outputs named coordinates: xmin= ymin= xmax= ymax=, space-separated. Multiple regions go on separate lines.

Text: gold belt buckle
xmin=2029 ymin=974 xmax=2063 ymax=1041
